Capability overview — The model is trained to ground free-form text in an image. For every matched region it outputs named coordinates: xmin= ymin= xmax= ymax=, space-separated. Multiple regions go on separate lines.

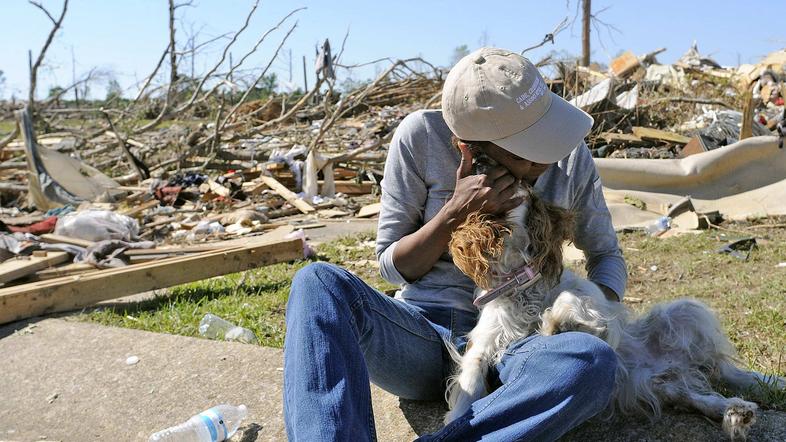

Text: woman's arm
xmin=571 ymin=144 xmax=627 ymax=301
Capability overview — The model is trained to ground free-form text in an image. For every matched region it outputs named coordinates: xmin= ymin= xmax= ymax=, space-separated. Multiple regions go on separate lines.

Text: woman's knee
xmin=288 ymin=262 xmax=357 ymax=317
xmin=551 ymin=332 xmax=618 ymax=395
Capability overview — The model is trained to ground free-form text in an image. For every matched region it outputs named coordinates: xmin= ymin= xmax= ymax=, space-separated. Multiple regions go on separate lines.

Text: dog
xmin=443 ymin=145 xmax=785 ymax=440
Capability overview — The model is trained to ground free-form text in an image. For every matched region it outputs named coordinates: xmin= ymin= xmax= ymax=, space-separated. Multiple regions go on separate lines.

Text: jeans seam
xmin=449 ymin=308 xmax=456 ymax=340
xmin=434 ymin=341 xmax=547 ymax=441
xmin=367 ymin=304 xmax=442 ymax=342
xmin=310 ymin=265 xmax=383 ymax=441
xmin=338 ymin=268 xmax=438 ymax=342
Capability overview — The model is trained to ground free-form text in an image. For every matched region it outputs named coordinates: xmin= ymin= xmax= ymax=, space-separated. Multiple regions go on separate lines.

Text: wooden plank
xmin=318 ymin=209 xmax=349 ymax=218
xmin=356 ymin=202 xmax=382 ymax=218
xmin=120 ymin=198 xmax=159 ymax=217
xmin=599 ymin=132 xmax=645 ymax=145
xmin=0 ymin=238 xmax=304 ymax=325
xmin=631 ymin=127 xmax=691 ymax=144
xmin=241 ymin=180 xmax=268 ymax=195
xmin=125 ymin=227 xmax=296 ymax=257
xmin=330 ymin=181 xmax=374 ymax=195
xmin=740 ymin=89 xmax=754 ymax=140
xmin=258 ymin=175 xmax=315 ymax=214
xmin=27 ymin=263 xmax=96 ymax=282
xmin=609 ymin=51 xmax=639 ymax=78
xmin=39 ymin=234 xmax=94 ymax=248
xmin=0 ymin=251 xmax=71 ymax=285
xmin=5 ymin=137 xmax=64 ymax=149
xmin=198 ymin=179 xmax=232 ymax=198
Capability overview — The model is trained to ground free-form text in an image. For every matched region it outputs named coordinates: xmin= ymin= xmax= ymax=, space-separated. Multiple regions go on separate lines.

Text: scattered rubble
xmin=1 ymin=44 xmax=785 ymax=319
xmin=558 ymin=44 xmax=786 ymax=159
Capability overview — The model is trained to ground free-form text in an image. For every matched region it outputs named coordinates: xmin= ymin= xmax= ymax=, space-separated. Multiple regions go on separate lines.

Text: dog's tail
xmin=441 ymin=335 xmax=463 ymax=407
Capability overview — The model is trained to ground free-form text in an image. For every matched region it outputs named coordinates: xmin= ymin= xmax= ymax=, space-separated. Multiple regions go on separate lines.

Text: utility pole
xmin=302 ymin=55 xmax=308 ymax=92
xmin=581 ymin=0 xmax=591 ymax=67
xmin=71 ymin=45 xmax=79 ymax=106
xmin=229 ymin=52 xmax=234 ymax=84
xmin=288 ymin=48 xmax=293 ymax=82
xmin=28 ymin=50 xmax=34 ymax=114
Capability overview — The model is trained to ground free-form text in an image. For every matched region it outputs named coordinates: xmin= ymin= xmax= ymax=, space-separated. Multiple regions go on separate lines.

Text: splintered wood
xmin=258 ymin=175 xmax=315 ymax=214
xmin=0 ymin=237 xmax=304 ymax=325
xmin=0 ymin=252 xmax=71 ymax=285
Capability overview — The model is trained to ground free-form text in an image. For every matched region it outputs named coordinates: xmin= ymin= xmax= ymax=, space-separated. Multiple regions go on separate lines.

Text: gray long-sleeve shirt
xmin=376 ymin=109 xmax=626 ymax=313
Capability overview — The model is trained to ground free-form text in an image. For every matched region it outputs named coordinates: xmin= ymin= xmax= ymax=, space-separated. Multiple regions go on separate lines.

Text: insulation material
xmin=595 ymin=136 xmax=786 ymax=228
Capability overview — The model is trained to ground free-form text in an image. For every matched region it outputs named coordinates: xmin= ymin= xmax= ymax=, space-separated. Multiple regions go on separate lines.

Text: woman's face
xmin=482 ymin=142 xmax=553 ymax=184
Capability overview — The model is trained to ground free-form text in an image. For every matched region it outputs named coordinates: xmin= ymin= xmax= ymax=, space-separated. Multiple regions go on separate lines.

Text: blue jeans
xmin=283 ymin=263 xmax=617 ymax=441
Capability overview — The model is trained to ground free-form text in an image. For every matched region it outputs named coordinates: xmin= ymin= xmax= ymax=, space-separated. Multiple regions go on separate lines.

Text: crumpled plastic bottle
xmin=148 ymin=404 xmax=248 ymax=442
xmin=198 ymin=313 xmax=258 ymax=344
xmin=645 ymin=216 xmax=671 ymax=236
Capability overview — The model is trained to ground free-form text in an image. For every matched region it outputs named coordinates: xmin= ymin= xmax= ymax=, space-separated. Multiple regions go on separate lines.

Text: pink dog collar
xmin=473 ymin=264 xmax=542 ymax=307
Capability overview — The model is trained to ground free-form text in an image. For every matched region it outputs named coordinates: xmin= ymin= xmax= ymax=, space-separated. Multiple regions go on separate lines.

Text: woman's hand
xmin=444 ymin=142 xmax=524 ymax=223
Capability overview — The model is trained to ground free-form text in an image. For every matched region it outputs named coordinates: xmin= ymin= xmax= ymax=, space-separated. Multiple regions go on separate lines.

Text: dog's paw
xmin=722 ymin=398 xmax=757 ymax=441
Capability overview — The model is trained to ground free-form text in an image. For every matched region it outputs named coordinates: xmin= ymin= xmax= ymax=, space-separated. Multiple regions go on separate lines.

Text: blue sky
xmin=1 ymin=0 xmax=784 ymax=99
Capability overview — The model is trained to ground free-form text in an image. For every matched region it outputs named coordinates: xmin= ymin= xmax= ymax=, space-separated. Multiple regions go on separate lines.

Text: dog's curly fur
xmin=443 ymin=146 xmax=785 ymax=440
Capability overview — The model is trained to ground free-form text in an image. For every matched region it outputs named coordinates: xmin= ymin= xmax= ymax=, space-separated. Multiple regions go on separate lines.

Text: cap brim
xmin=492 ymin=92 xmax=594 ymax=164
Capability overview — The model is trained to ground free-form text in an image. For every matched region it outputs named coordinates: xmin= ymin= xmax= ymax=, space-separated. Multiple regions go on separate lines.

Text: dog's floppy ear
xmin=525 ymin=190 xmax=575 ymax=285
xmin=449 ymin=212 xmax=511 ymax=290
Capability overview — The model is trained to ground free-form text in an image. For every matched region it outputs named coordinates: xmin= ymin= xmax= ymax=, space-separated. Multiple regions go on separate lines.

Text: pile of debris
xmin=551 ymin=44 xmax=786 ymax=159
xmin=1 ymin=44 xmax=785 ymax=321
xmin=0 ymin=70 xmax=438 ymax=322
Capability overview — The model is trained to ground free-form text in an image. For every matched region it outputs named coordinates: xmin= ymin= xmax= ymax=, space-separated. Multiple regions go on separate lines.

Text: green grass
xmin=80 ymin=231 xmax=395 ymax=348
xmin=0 ymin=120 xmax=15 ymax=134
xmin=79 ymin=226 xmax=786 ymax=405
xmin=601 ymin=228 xmax=786 ymax=377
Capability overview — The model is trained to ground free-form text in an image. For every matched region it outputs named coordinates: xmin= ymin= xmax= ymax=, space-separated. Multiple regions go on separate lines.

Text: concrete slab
xmin=300 ymin=218 xmax=378 ymax=245
xmin=1 ymin=319 xmax=785 ymax=441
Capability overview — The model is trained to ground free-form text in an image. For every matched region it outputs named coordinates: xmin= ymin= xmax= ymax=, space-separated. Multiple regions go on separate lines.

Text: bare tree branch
xmin=174 ymin=0 xmax=262 ymax=113
xmin=132 ymin=43 xmax=171 ymax=103
xmin=40 ymin=68 xmax=99 ymax=107
xmin=0 ymin=125 xmax=20 ymax=150
xmin=190 ymin=7 xmax=306 ymax=109
xmin=521 ymin=17 xmax=569 ymax=54
xmin=28 ymin=0 xmax=68 ymax=117
xmin=101 ymin=109 xmax=150 ymax=181
xmin=334 ymin=26 xmax=351 ymax=65
xmin=28 ymin=1 xmax=57 ymax=24
xmin=133 ymin=0 xmax=179 ymax=133
xmin=219 ymin=21 xmax=299 ymax=132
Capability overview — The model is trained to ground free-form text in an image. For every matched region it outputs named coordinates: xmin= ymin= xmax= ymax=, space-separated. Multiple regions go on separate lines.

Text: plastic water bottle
xmin=645 ymin=216 xmax=671 ymax=236
xmin=198 ymin=314 xmax=258 ymax=344
xmin=148 ymin=404 xmax=248 ymax=442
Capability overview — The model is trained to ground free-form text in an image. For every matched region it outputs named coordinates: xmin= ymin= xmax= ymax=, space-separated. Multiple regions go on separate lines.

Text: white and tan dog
xmin=444 ymin=150 xmax=784 ymax=440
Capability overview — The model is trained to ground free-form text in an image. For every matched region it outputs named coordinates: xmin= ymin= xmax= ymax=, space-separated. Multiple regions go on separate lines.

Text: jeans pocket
xmin=450 ymin=308 xmax=477 ymax=340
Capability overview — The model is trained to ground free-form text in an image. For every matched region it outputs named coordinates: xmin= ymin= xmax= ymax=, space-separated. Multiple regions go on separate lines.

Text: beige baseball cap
xmin=442 ymin=47 xmax=594 ymax=164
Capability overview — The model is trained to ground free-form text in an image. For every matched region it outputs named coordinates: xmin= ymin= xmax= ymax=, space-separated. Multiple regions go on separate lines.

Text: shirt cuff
xmin=378 ymin=240 xmax=408 ymax=285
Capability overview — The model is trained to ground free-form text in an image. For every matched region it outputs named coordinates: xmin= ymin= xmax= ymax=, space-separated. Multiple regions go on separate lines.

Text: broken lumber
xmin=599 ymin=132 xmax=646 ymax=146
xmin=740 ymin=89 xmax=754 ymax=140
xmin=331 ymin=181 xmax=375 ymax=195
xmin=0 ymin=251 xmax=71 ymax=285
xmin=0 ymin=238 xmax=304 ymax=325
xmin=120 ymin=199 xmax=159 ymax=217
xmin=39 ymin=234 xmax=94 ymax=248
xmin=258 ymin=175 xmax=315 ymax=214
xmin=631 ymin=127 xmax=691 ymax=144
xmin=199 ymin=179 xmax=232 ymax=198
xmin=357 ymin=202 xmax=382 ymax=218
xmin=609 ymin=51 xmax=640 ymax=78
